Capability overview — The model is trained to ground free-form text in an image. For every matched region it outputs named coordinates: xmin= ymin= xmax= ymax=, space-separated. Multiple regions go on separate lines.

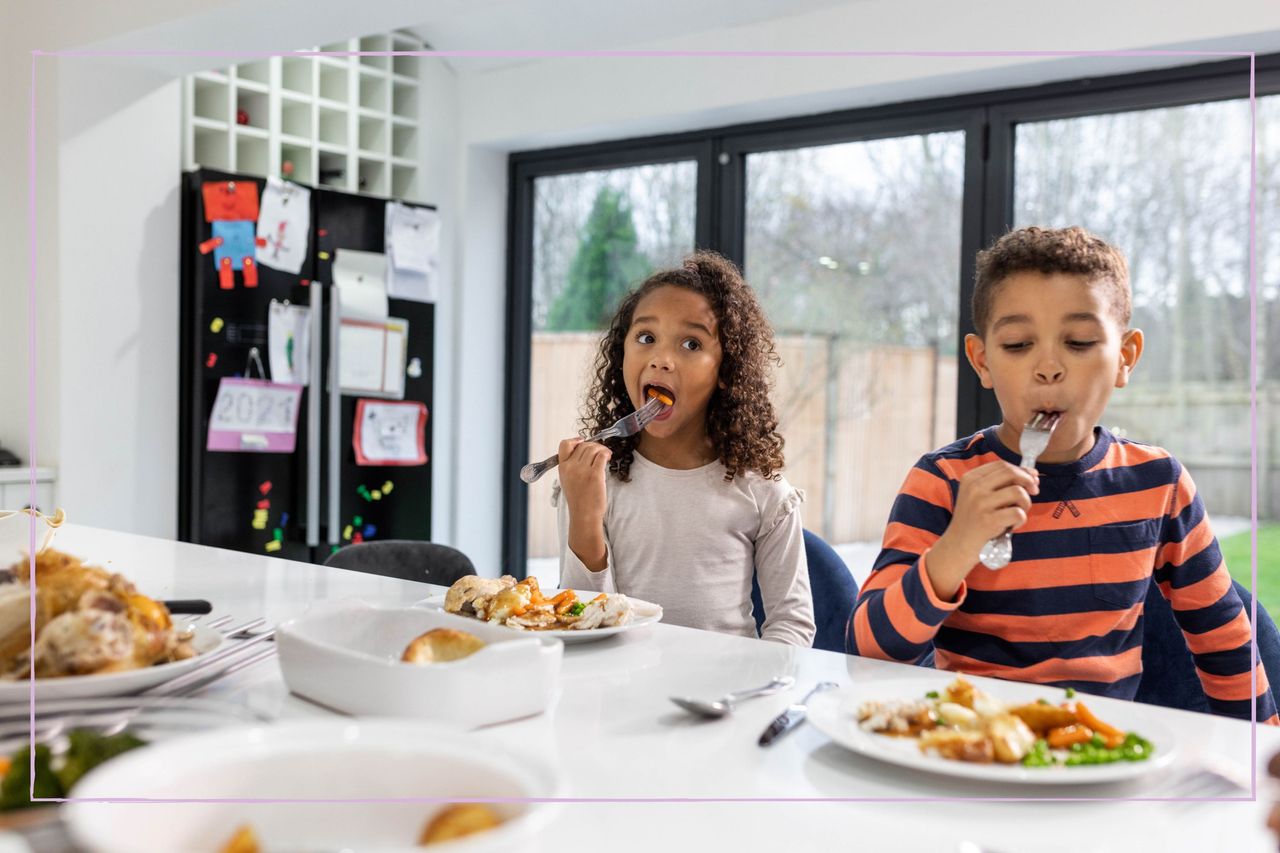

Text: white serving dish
xmin=276 ymin=599 xmax=563 ymax=727
xmin=65 ymin=718 xmax=561 ymax=853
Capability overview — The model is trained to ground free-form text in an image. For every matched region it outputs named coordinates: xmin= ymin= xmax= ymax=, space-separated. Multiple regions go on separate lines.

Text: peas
xmin=1065 ymin=687 xmax=1077 ymax=698
xmin=1059 ymin=731 xmax=1154 ymax=766
xmin=1021 ymin=738 xmax=1057 ymax=767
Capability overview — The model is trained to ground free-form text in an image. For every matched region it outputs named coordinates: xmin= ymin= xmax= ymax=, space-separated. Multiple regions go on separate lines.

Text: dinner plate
xmin=416 ymin=588 xmax=663 ymax=644
xmin=807 ymin=676 xmax=1178 ymax=785
xmin=65 ymin=718 xmax=562 ymax=853
xmin=0 ymin=623 xmax=224 ymax=702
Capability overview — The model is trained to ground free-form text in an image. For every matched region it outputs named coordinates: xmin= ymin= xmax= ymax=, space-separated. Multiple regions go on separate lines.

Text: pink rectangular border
xmin=24 ymin=47 xmax=1260 ymax=808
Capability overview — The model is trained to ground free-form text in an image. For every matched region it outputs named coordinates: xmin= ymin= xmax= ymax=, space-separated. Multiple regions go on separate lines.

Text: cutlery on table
xmin=757 ymin=681 xmax=838 ymax=746
xmin=977 ymin=410 xmax=1061 ymax=569
xmin=670 ymin=675 xmax=795 ymax=719
xmin=161 ymin=599 xmax=212 ymax=614
xmin=520 ymin=390 xmax=671 ymax=484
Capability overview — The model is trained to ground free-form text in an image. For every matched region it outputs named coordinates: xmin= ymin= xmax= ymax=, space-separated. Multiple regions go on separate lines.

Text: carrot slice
xmin=1074 ymin=702 xmax=1125 ymax=748
xmin=1046 ymin=725 xmax=1094 ymax=748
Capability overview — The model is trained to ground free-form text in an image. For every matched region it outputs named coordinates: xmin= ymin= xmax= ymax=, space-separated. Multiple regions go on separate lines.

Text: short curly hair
xmin=582 ymin=250 xmax=785 ymax=483
xmin=973 ymin=226 xmax=1130 ymax=336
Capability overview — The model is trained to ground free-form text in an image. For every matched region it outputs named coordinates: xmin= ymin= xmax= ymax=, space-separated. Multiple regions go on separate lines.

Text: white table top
xmin=30 ymin=525 xmax=1280 ymax=852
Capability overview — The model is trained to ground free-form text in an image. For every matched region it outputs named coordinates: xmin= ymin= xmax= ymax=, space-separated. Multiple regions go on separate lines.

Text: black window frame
xmin=503 ymin=53 xmax=1280 ymax=577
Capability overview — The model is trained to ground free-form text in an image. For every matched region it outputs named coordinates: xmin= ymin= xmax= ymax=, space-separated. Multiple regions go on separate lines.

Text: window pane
xmin=1014 ymin=96 xmax=1278 ymax=609
xmin=526 ymin=162 xmax=698 ymax=581
xmin=744 ymin=132 xmax=965 ymax=570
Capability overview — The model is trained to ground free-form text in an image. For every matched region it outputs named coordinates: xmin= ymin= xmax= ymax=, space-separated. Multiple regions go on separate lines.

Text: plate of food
xmin=64 ymin=718 xmax=561 ymax=853
xmin=416 ymin=575 xmax=662 ymax=644
xmin=807 ymin=675 xmax=1177 ymax=785
xmin=0 ymin=548 xmax=224 ymax=702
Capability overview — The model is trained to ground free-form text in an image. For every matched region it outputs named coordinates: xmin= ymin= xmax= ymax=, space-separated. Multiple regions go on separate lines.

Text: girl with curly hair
xmin=552 ymin=251 xmax=815 ymax=646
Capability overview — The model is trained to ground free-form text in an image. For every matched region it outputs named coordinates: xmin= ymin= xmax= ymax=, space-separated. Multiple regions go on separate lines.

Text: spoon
xmin=669 ymin=675 xmax=795 ymax=718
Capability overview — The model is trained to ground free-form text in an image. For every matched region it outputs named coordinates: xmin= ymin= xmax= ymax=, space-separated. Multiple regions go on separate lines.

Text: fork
xmin=977 ymin=411 xmax=1061 ymax=569
xmin=520 ymin=394 xmax=669 ymax=484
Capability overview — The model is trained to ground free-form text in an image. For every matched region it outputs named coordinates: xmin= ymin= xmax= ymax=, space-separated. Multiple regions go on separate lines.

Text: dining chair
xmin=323 ymin=539 xmax=476 ymax=587
xmin=751 ymin=529 xmax=859 ymax=653
xmin=1136 ymin=577 xmax=1280 ymax=718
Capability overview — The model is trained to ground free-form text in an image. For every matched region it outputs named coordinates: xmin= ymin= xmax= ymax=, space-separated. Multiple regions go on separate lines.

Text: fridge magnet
xmin=256 ymin=177 xmax=310 ymax=275
xmin=265 ymin=539 xmax=282 ymax=553
xmin=210 ymin=317 xmax=224 ymax=334
xmin=406 ymin=357 xmax=422 ymax=379
xmin=201 ymin=180 xmax=259 ymax=222
xmin=207 ymin=377 xmax=303 ymax=454
xmin=353 ymin=399 xmax=428 ymax=466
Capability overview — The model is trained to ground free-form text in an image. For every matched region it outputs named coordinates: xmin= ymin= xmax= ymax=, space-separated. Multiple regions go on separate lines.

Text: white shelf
xmin=182 ymin=30 xmax=421 ymax=200
xmin=190 ymin=116 xmax=228 ymax=131
xmin=234 ymin=78 xmax=271 ymax=95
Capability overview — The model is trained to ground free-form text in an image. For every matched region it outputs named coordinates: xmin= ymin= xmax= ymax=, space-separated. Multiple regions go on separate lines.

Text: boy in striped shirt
xmin=848 ymin=226 xmax=1276 ymax=722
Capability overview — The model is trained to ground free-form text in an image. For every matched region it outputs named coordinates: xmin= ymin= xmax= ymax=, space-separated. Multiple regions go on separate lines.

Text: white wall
xmin=56 ymin=58 xmax=182 ymax=536
xmin=415 ymin=59 xmax=463 ymax=546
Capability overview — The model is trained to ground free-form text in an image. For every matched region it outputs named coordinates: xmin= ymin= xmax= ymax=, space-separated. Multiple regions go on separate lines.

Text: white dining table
xmin=22 ymin=524 xmax=1280 ymax=852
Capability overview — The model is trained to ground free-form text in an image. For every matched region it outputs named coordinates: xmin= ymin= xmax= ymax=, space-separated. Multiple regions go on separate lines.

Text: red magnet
xmin=206 ymin=353 xmax=218 ymax=368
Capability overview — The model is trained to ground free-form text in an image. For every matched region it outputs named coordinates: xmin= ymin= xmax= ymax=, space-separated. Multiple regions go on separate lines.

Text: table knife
xmin=758 ymin=681 xmax=837 ymax=746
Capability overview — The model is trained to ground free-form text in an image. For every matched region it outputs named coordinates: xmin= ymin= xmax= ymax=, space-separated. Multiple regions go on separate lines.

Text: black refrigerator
xmin=178 ymin=167 xmax=435 ymax=563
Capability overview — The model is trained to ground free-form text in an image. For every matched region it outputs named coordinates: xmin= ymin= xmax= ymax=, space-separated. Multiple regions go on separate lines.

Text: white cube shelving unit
xmin=182 ymin=31 xmax=421 ymax=200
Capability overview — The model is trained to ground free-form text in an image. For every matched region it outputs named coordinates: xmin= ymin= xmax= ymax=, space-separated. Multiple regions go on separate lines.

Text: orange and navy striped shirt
xmin=847 ymin=426 xmax=1277 ymax=724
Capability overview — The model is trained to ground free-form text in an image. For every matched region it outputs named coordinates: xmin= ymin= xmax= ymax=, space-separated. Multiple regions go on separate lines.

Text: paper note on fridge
xmin=267 ymin=301 xmax=311 ymax=385
xmin=338 ymin=317 xmax=409 ymax=399
xmin=385 ymin=202 xmax=439 ymax=304
xmin=353 ymin=399 xmax=428 ymax=466
xmin=333 ymin=249 xmax=388 ymax=321
xmin=256 ymin=177 xmax=310 ymax=274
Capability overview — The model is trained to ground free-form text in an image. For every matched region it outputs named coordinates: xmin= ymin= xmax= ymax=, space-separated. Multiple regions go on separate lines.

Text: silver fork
xmin=520 ymin=394 xmax=670 ymax=484
xmin=978 ymin=411 xmax=1061 ymax=569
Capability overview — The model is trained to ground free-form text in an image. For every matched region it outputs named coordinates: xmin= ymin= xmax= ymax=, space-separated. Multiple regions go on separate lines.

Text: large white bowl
xmin=276 ymin=599 xmax=563 ymax=727
xmin=64 ymin=718 xmax=562 ymax=853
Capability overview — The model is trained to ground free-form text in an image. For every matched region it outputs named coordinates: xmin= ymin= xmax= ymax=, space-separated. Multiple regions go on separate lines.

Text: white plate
xmin=0 ymin=623 xmax=224 ymax=702
xmin=65 ymin=718 xmax=561 ymax=853
xmin=807 ymin=676 xmax=1178 ymax=785
xmin=416 ymin=588 xmax=663 ymax=644
xmin=277 ymin=599 xmax=562 ymax=726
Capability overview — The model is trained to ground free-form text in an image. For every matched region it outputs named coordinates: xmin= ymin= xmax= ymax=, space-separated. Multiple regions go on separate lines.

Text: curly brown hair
xmin=973 ymin=226 xmax=1130 ymax=336
xmin=581 ymin=250 xmax=785 ymax=483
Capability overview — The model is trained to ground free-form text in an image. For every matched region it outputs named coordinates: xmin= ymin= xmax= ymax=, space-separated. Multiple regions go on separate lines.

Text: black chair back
xmin=323 ymin=540 xmax=475 ymax=586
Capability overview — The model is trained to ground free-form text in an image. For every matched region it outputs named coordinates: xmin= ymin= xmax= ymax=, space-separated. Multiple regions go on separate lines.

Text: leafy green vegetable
xmin=0 ymin=744 xmax=63 ymax=810
xmin=924 ymin=690 xmax=939 ymax=699
xmin=0 ymin=730 xmax=148 ymax=811
xmin=568 ymin=601 xmax=586 ymax=617
xmin=57 ymin=730 xmax=146 ymax=792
